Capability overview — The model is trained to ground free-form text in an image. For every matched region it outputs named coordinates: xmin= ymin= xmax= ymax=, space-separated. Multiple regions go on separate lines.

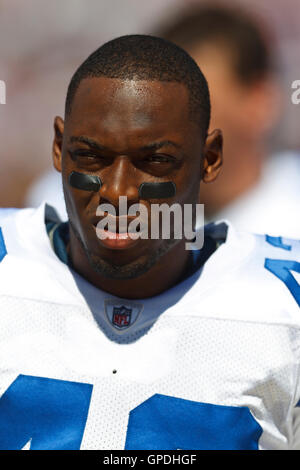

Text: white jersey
xmin=0 ymin=204 xmax=300 ymax=450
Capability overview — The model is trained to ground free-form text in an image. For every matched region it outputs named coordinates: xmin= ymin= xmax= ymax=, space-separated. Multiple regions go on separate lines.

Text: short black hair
xmin=156 ymin=5 xmax=274 ymax=85
xmin=65 ymin=34 xmax=210 ymax=136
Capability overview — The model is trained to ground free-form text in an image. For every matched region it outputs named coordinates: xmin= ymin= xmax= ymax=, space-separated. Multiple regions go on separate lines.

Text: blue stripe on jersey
xmin=0 ymin=227 xmax=7 ymax=263
xmin=0 ymin=375 xmax=93 ymax=450
xmin=265 ymin=259 xmax=300 ymax=307
xmin=125 ymin=394 xmax=262 ymax=450
xmin=266 ymin=235 xmax=292 ymax=251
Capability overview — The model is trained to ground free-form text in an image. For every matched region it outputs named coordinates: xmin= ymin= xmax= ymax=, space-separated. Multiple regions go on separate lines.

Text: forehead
xmin=65 ymin=77 xmax=194 ymax=143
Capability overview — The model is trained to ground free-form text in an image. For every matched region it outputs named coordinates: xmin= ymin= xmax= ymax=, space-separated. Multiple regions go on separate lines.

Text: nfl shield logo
xmin=112 ymin=306 xmax=132 ymax=328
xmin=104 ymin=299 xmax=143 ymax=332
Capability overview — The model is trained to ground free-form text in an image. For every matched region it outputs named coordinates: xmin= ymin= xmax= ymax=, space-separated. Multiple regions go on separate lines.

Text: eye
xmin=70 ymin=150 xmax=98 ymax=160
xmin=145 ymin=154 xmax=174 ymax=163
xmin=69 ymin=150 xmax=109 ymax=167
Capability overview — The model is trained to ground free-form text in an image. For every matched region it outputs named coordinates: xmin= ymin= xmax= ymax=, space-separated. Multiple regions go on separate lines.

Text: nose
xmin=99 ymin=155 xmax=139 ymax=209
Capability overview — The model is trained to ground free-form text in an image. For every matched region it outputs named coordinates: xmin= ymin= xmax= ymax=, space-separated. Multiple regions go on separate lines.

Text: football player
xmin=0 ymin=35 xmax=300 ymax=450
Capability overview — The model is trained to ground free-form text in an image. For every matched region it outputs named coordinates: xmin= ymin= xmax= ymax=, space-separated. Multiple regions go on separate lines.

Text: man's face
xmin=53 ymin=77 xmax=219 ymax=279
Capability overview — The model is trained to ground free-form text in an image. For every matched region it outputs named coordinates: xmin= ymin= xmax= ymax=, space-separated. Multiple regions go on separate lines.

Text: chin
xmin=86 ymin=237 xmax=178 ymax=281
xmin=87 ymin=252 xmax=154 ymax=280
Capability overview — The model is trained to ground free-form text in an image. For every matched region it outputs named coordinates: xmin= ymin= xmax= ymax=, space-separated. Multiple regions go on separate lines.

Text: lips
xmin=92 ymin=215 xmax=147 ymax=250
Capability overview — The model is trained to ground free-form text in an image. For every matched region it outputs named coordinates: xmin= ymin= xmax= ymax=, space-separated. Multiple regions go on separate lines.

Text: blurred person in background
xmin=156 ymin=3 xmax=300 ymax=238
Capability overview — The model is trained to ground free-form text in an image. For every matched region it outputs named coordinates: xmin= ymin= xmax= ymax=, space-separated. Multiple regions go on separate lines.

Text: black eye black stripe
xmin=138 ymin=182 xmax=176 ymax=199
xmin=69 ymin=171 xmax=176 ymax=198
xmin=69 ymin=171 xmax=102 ymax=192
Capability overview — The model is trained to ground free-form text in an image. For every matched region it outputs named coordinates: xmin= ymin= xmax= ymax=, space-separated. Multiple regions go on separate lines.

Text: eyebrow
xmin=69 ymin=136 xmax=108 ymax=150
xmin=69 ymin=136 xmax=181 ymax=152
xmin=139 ymin=140 xmax=181 ymax=151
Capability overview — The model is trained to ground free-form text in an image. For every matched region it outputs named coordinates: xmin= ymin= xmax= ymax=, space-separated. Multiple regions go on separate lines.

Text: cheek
xmin=62 ymin=176 xmax=94 ymax=229
xmin=175 ymin=162 xmax=201 ymax=204
xmin=62 ymin=179 xmax=79 ymax=223
xmin=62 ymin=161 xmax=94 ymax=213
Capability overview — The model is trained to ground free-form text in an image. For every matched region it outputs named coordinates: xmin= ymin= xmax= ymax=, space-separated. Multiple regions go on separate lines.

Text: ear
xmin=202 ymin=129 xmax=223 ymax=183
xmin=52 ymin=116 xmax=65 ymax=173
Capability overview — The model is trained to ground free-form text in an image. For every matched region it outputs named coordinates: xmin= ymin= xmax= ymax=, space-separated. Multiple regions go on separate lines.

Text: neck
xmin=68 ymin=232 xmax=191 ymax=299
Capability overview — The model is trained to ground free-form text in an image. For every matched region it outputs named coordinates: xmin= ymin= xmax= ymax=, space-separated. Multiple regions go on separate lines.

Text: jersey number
xmin=0 ymin=375 xmax=262 ymax=450
xmin=265 ymin=236 xmax=300 ymax=307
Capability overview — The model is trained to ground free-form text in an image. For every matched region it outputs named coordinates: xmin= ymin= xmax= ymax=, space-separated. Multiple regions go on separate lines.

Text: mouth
xmin=92 ymin=215 xmax=147 ymax=250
